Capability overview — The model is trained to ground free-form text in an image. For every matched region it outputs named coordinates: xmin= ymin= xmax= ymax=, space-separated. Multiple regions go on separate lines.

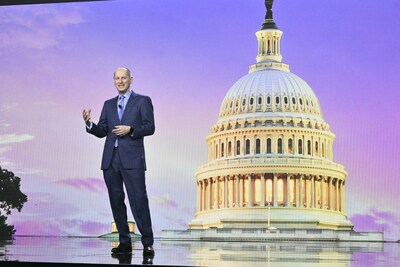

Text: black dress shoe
xmin=111 ymin=244 xmax=132 ymax=254
xmin=112 ymin=252 xmax=132 ymax=264
xmin=142 ymin=255 xmax=154 ymax=265
xmin=143 ymin=246 xmax=155 ymax=256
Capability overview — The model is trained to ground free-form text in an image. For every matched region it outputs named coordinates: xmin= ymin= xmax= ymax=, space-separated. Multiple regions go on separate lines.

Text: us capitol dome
xmin=188 ymin=0 xmax=354 ymax=231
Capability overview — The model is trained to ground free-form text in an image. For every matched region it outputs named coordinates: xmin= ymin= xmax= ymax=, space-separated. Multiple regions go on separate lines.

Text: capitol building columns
xmin=195 ymin=173 xmax=347 ymax=214
xmin=260 ymin=174 xmax=266 ymax=207
xmin=320 ymin=176 xmax=325 ymax=209
xmin=273 ymin=174 xmax=278 ymax=207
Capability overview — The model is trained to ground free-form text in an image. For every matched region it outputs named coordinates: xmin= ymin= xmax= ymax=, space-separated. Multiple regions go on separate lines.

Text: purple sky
xmin=0 ymin=0 xmax=399 ymax=241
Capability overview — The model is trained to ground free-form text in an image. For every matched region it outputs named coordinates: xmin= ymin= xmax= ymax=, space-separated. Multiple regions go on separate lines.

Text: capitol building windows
xmin=210 ymin=133 xmax=333 ymax=160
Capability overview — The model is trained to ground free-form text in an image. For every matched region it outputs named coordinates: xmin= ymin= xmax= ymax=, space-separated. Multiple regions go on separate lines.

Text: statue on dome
xmin=261 ymin=0 xmax=278 ymax=30
xmin=265 ymin=0 xmax=274 ymax=20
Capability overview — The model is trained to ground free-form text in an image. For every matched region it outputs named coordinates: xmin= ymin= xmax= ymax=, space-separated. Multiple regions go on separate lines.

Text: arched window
xmin=236 ymin=140 xmax=241 ymax=155
xmin=215 ymin=144 xmax=219 ymax=159
xmin=228 ymin=141 xmax=232 ymax=156
xmin=284 ymin=96 xmax=288 ymax=105
xmin=255 ymin=139 xmax=261 ymax=154
xmin=288 ymin=139 xmax=293 ymax=154
xmin=276 ymin=96 xmax=280 ymax=104
xmin=292 ymin=97 xmax=296 ymax=105
xmin=307 ymin=140 xmax=311 ymax=155
xmin=298 ymin=139 xmax=303 ymax=154
xmin=267 ymin=96 xmax=271 ymax=105
xmin=322 ymin=142 xmax=325 ymax=157
xmin=277 ymin=138 xmax=283 ymax=154
xmin=245 ymin=139 xmax=250 ymax=155
xmin=221 ymin=143 xmax=224 ymax=157
xmin=315 ymin=141 xmax=319 ymax=156
xmin=258 ymin=97 xmax=262 ymax=105
xmin=267 ymin=138 xmax=272 ymax=153
xmin=250 ymin=97 xmax=254 ymax=106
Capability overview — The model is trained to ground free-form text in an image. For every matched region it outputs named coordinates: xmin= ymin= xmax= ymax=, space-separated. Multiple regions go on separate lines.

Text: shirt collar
xmin=119 ymin=90 xmax=132 ymax=100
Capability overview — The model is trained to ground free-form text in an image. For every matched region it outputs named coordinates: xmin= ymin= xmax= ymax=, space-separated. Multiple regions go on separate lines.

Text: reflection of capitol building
xmin=159 ymin=241 xmax=384 ymax=267
xmin=188 ymin=0 xmax=353 ymax=230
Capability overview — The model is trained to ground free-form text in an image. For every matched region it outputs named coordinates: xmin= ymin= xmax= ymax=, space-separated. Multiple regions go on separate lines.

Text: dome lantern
xmin=252 ymin=0 xmax=288 ymax=72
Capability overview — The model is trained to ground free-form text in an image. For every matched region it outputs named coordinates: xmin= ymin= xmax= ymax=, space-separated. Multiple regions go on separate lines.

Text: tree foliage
xmin=0 ymin=165 xmax=27 ymax=239
xmin=0 ymin=215 xmax=15 ymax=237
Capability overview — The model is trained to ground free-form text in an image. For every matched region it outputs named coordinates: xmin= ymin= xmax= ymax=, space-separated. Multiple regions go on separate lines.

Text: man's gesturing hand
xmin=82 ymin=109 xmax=91 ymax=125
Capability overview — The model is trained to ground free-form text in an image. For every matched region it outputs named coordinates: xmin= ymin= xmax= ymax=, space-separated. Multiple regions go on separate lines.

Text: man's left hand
xmin=112 ymin=125 xmax=131 ymax=136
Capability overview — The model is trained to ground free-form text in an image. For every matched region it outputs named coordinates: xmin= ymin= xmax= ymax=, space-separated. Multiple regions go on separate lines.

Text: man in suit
xmin=82 ymin=67 xmax=155 ymax=257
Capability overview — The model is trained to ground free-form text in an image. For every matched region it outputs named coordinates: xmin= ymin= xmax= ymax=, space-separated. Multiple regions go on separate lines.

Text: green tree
xmin=0 ymin=165 xmax=27 ymax=239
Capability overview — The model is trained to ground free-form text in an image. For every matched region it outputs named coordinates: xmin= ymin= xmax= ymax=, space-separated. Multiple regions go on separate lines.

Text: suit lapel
xmin=121 ymin=91 xmax=137 ymax=123
xmin=111 ymin=96 xmax=120 ymax=124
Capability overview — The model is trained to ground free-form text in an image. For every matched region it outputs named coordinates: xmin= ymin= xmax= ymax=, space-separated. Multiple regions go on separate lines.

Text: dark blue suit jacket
xmin=87 ymin=92 xmax=155 ymax=170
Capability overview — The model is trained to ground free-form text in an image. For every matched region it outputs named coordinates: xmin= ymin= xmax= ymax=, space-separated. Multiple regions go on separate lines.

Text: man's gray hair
xmin=114 ymin=67 xmax=132 ymax=78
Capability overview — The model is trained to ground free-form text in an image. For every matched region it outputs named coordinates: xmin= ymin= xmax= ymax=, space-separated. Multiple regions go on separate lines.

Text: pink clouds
xmin=150 ymin=194 xmax=179 ymax=209
xmin=13 ymin=219 xmax=109 ymax=237
xmin=79 ymin=220 xmax=109 ymax=236
xmin=56 ymin=177 xmax=105 ymax=193
xmin=17 ymin=192 xmax=77 ymax=218
xmin=0 ymin=5 xmax=86 ymax=50
xmin=350 ymin=209 xmax=400 ymax=241
xmin=8 ymin=191 xmax=112 ymax=237
xmin=150 ymin=194 xmax=196 ymax=230
xmin=163 ymin=215 xmax=191 ymax=229
xmin=0 ymin=134 xmax=34 ymax=145
xmin=13 ymin=220 xmax=68 ymax=236
xmin=150 ymin=194 xmax=196 ymax=217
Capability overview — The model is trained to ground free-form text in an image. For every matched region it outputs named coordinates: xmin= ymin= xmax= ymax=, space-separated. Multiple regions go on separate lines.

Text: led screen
xmin=0 ymin=0 xmax=399 ymax=241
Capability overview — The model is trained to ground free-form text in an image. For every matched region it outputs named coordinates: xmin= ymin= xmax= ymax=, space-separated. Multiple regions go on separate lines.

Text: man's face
xmin=114 ymin=69 xmax=133 ymax=94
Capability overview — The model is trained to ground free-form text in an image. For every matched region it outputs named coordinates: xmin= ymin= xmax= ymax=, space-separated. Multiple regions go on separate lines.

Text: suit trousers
xmin=103 ymin=149 xmax=154 ymax=246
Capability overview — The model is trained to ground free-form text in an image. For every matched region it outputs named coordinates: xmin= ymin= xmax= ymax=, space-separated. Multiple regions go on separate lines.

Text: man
xmin=82 ymin=67 xmax=155 ymax=257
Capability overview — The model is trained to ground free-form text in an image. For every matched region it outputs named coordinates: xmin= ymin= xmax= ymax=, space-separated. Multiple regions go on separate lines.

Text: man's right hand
xmin=82 ymin=109 xmax=91 ymax=126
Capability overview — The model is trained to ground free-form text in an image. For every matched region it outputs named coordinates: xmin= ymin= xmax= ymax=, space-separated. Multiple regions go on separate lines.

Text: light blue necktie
xmin=115 ymin=95 xmax=125 ymax=147
xmin=118 ymin=95 xmax=125 ymax=120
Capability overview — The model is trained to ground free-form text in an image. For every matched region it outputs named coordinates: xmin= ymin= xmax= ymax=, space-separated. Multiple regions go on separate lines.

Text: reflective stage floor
xmin=1 ymin=236 xmax=399 ymax=267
